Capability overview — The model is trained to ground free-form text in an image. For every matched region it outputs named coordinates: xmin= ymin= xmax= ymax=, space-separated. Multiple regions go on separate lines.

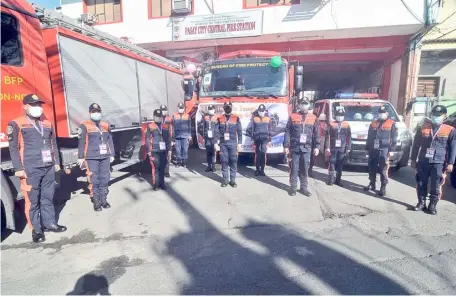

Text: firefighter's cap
xmin=378 ymin=106 xmax=388 ymax=113
xmin=153 ymin=109 xmax=163 ymax=117
xmin=160 ymin=105 xmax=168 ymax=111
xmin=178 ymin=102 xmax=185 ymax=109
xmin=23 ymin=94 xmax=45 ymax=105
xmin=431 ymin=105 xmax=447 ymax=115
xmin=258 ymin=104 xmax=266 ymax=112
xmin=223 ymin=102 xmax=232 ymax=107
xmin=297 ymin=98 xmax=310 ymax=105
xmin=89 ymin=103 xmax=102 ymax=112
xmin=335 ymin=108 xmax=345 ymax=116
xmin=208 ymin=104 xmax=215 ymax=110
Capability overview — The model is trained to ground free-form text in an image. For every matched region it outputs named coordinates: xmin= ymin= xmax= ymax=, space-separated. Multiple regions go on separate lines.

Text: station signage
xmin=172 ymin=10 xmax=263 ymax=42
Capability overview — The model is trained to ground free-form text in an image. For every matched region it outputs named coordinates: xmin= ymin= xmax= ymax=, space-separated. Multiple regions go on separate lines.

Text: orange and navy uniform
xmin=215 ymin=114 xmax=242 ymax=183
xmin=411 ymin=120 xmax=456 ymax=201
xmin=7 ymin=115 xmax=59 ymax=229
xmin=324 ymin=121 xmax=351 ymax=180
xmin=247 ymin=115 xmax=272 ymax=171
xmin=77 ymin=120 xmax=114 ymax=204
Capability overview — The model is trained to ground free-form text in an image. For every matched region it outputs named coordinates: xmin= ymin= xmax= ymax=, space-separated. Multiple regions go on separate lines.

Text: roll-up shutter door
xmin=136 ymin=61 xmax=168 ymax=121
xmin=58 ymin=35 xmax=140 ymax=134
xmin=166 ymin=70 xmax=184 ymax=113
xmin=417 ymin=77 xmax=439 ymax=97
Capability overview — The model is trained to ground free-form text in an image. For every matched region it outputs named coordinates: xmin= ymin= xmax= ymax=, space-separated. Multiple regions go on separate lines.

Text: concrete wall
xmin=60 ymin=0 xmax=425 ymax=43
xmin=388 ymin=59 xmax=402 ymax=108
xmin=419 ymin=49 xmax=456 ymax=100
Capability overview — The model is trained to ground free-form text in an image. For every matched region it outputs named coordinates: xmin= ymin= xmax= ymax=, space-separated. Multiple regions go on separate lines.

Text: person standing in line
xmin=247 ymin=104 xmax=272 ymax=176
xmin=172 ymin=102 xmax=192 ymax=168
xmin=77 ymin=103 xmax=115 ymax=211
xmin=283 ymin=98 xmax=320 ymax=197
xmin=324 ymin=108 xmax=351 ymax=186
xmin=411 ymin=105 xmax=455 ymax=215
xmin=215 ymin=102 xmax=242 ymax=187
xmin=7 ymin=94 xmax=67 ymax=243
xmin=160 ymin=104 xmax=173 ymax=177
xmin=363 ymin=106 xmax=397 ymax=197
xmin=198 ymin=104 xmax=218 ymax=172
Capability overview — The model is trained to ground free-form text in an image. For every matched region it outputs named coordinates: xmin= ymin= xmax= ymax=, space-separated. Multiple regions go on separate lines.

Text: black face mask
xmin=224 ymin=107 xmax=232 ymax=114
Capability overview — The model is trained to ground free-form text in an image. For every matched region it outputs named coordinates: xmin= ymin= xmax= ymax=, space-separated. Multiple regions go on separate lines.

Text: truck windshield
xmin=199 ymin=62 xmax=287 ymax=98
xmin=334 ymin=101 xmax=399 ymax=122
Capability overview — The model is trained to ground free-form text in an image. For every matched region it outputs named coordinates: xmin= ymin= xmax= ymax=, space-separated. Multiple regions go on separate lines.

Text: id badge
xmin=425 ymin=148 xmax=435 ymax=159
xmin=159 ymin=141 xmax=166 ymax=151
xmin=99 ymin=144 xmax=108 ymax=155
xmin=374 ymin=139 xmax=380 ymax=149
xmin=300 ymin=134 xmax=307 ymax=144
xmin=207 ymin=130 xmax=213 ymax=138
xmin=224 ymin=133 xmax=230 ymax=141
xmin=41 ymin=149 xmax=52 ymax=163
xmin=335 ymin=139 xmax=342 ymax=148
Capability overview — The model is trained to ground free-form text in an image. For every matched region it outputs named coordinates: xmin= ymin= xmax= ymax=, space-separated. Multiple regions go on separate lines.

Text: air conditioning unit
xmin=79 ymin=13 xmax=96 ymax=25
xmin=172 ymin=0 xmax=191 ymax=14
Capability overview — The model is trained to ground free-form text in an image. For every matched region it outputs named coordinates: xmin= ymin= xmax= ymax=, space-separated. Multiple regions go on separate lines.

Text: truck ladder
xmin=32 ymin=3 xmax=182 ymax=71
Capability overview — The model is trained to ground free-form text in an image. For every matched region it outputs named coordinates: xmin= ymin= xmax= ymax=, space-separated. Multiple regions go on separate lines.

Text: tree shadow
xmin=67 ymin=274 xmax=110 ymax=295
xmin=153 ymin=181 xmax=410 ymax=294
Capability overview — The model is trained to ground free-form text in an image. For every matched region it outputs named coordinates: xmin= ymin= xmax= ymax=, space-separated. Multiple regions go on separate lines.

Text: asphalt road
xmin=2 ymin=148 xmax=456 ymax=295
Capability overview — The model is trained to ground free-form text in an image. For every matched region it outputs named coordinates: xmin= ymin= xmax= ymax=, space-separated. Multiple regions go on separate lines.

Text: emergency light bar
xmin=335 ymin=93 xmax=379 ymax=99
xmin=218 ymin=50 xmax=280 ymax=60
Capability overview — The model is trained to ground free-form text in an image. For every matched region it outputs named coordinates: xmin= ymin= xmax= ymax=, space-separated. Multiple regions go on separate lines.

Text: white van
xmin=313 ymin=94 xmax=413 ymax=169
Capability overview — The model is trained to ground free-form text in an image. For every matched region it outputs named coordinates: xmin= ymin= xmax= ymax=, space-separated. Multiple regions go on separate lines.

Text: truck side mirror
xmin=295 ymin=74 xmax=303 ymax=93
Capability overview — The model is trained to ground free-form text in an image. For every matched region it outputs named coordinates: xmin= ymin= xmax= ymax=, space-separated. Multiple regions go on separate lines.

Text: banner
xmin=172 ymin=10 xmax=263 ymax=42
xmin=195 ymin=102 xmax=289 ymax=154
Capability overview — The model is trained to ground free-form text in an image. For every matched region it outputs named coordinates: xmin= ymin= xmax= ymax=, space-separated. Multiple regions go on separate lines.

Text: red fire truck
xmin=1 ymin=0 xmax=184 ymax=230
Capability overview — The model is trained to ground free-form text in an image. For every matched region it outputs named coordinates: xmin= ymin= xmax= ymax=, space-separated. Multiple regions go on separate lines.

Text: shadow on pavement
xmin=149 ymin=179 xmax=411 ymax=294
xmin=67 ymin=274 xmax=110 ymax=295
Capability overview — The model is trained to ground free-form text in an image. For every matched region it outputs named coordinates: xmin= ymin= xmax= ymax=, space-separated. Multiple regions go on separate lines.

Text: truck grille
xmin=351 ymin=143 xmax=366 ymax=151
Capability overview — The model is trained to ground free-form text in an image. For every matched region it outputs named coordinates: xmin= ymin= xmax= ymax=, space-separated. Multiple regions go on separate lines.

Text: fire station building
xmin=59 ymin=0 xmax=444 ymax=114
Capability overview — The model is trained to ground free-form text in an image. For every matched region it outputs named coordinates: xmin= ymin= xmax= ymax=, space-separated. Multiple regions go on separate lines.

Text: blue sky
xmin=30 ymin=0 xmax=60 ymax=8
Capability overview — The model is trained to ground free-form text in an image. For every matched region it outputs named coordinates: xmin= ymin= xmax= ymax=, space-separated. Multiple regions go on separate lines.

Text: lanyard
xmin=336 ymin=122 xmax=342 ymax=139
xmin=430 ymin=125 xmax=443 ymax=147
xmin=94 ymin=122 xmax=105 ymax=144
xmin=27 ymin=117 xmax=44 ymax=137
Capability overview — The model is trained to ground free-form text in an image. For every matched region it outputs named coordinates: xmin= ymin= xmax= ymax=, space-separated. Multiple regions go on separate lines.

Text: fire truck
xmin=184 ymin=50 xmax=304 ymax=156
xmin=1 ymin=0 xmax=184 ymax=230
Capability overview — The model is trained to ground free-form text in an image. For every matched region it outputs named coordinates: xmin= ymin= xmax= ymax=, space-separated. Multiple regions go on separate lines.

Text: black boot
xmin=378 ymin=184 xmax=386 ymax=197
xmin=165 ymin=172 xmax=170 ymax=178
xmin=259 ymin=168 xmax=266 ymax=176
xmin=92 ymin=197 xmax=102 ymax=212
xmin=300 ymin=188 xmax=312 ymax=197
xmin=205 ymin=166 xmax=212 ymax=172
xmin=363 ymin=181 xmax=376 ymax=192
xmin=43 ymin=223 xmax=67 ymax=233
xmin=32 ymin=229 xmax=45 ymax=243
xmin=229 ymin=181 xmax=237 ymax=188
xmin=153 ymin=186 xmax=159 ymax=191
xmin=255 ymin=169 xmax=260 ymax=176
xmin=414 ymin=197 xmax=427 ymax=211
xmin=211 ymin=166 xmax=216 ymax=173
xmin=181 ymin=161 xmax=187 ymax=168
xmin=427 ymin=200 xmax=438 ymax=215
xmin=327 ymin=174 xmax=334 ymax=186
xmin=175 ymin=162 xmax=180 ymax=168
xmin=289 ymin=189 xmax=297 ymax=196
xmin=335 ymin=173 xmax=343 ymax=187
xmin=101 ymin=202 xmax=111 ymax=209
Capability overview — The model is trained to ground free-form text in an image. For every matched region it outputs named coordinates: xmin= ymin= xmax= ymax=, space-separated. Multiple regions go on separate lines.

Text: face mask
xmin=90 ymin=112 xmax=102 ymax=121
xmin=336 ymin=116 xmax=344 ymax=122
xmin=161 ymin=110 xmax=168 ymax=116
xmin=208 ymin=110 xmax=215 ymax=116
xmin=431 ymin=115 xmax=443 ymax=125
xmin=299 ymin=105 xmax=309 ymax=114
xmin=379 ymin=113 xmax=387 ymax=120
xmin=178 ymin=108 xmax=184 ymax=114
xmin=258 ymin=111 xmax=265 ymax=117
xmin=224 ymin=107 xmax=232 ymax=114
xmin=28 ymin=106 xmax=43 ymax=118
xmin=154 ymin=117 xmax=162 ymax=123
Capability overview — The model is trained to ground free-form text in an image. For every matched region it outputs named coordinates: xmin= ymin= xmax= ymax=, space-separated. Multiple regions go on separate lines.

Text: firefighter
xmin=172 ymin=102 xmax=192 ymax=167
xmin=7 ymin=94 xmax=67 ymax=243
xmin=363 ymin=106 xmax=398 ymax=196
xmin=216 ymin=102 xmax=242 ymax=187
xmin=324 ymin=108 xmax=351 ymax=186
xmin=283 ymin=98 xmax=320 ymax=197
xmin=198 ymin=104 xmax=218 ymax=172
xmin=160 ymin=104 xmax=173 ymax=177
xmin=145 ymin=109 xmax=172 ymax=191
xmin=77 ymin=103 xmax=115 ymax=212
xmin=246 ymin=104 xmax=272 ymax=176
xmin=411 ymin=105 xmax=455 ymax=215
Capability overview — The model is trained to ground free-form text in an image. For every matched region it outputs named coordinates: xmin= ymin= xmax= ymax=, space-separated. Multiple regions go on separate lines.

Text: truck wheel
xmin=451 ymin=166 xmax=456 ymax=189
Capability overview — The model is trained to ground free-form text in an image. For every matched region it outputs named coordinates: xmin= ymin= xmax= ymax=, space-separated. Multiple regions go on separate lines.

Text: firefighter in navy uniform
xmin=324 ymin=108 xmax=351 ymax=186
xmin=283 ymin=98 xmax=321 ymax=197
xmin=198 ymin=104 xmax=218 ymax=172
xmin=172 ymin=102 xmax=192 ymax=167
xmin=145 ymin=109 xmax=172 ymax=191
xmin=363 ymin=106 xmax=398 ymax=196
xmin=7 ymin=94 xmax=67 ymax=243
xmin=160 ymin=104 xmax=173 ymax=177
xmin=246 ymin=104 xmax=272 ymax=176
xmin=77 ymin=103 xmax=115 ymax=211
xmin=216 ymin=102 xmax=242 ymax=187
xmin=411 ymin=105 xmax=456 ymax=215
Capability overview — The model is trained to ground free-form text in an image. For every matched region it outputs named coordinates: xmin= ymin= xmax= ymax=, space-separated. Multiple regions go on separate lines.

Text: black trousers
xmin=150 ymin=151 xmax=167 ymax=187
xmin=220 ymin=144 xmax=238 ymax=182
xmin=328 ymin=150 xmax=345 ymax=179
xmin=416 ymin=162 xmax=446 ymax=201
xmin=205 ymin=142 xmax=216 ymax=167
xmin=86 ymin=158 xmax=111 ymax=205
xmin=289 ymin=151 xmax=311 ymax=190
xmin=254 ymin=140 xmax=268 ymax=170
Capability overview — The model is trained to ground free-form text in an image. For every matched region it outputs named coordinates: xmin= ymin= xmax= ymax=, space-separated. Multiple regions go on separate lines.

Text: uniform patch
xmin=32 ymin=94 xmax=39 ymax=99
xmin=435 ymin=106 xmax=441 ymax=112
xmin=6 ymin=126 xmax=13 ymax=135
xmin=93 ymin=104 xmax=99 ymax=109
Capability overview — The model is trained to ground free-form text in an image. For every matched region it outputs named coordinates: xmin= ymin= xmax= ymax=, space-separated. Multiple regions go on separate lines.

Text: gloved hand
xmin=110 ymin=157 xmax=115 ymax=163
xmin=446 ymin=164 xmax=454 ymax=173
xmin=55 ymin=165 xmax=60 ymax=172
xmin=77 ymin=159 xmax=85 ymax=167
xmin=14 ymin=170 xmax=26 ymax=179
xmin=313 ymin=148 xmax=319 ymax=156
xmin=214 ymin=144 xmax=220 ymax=151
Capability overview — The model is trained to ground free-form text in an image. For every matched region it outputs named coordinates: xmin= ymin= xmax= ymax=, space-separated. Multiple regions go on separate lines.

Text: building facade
xmin=59 ymin=0 xmax=436 ymax=110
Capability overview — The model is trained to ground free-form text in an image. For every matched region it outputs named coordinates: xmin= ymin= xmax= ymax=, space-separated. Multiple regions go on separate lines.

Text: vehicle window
xmin=313 ymin=102 xmax=323 ymax=116
xmin=333 ymin=101 xmax=399 ymax=122
xmin=1 ymin=13 xmax=23 ymax=66
xmin=323 ymin=103 xmax=329 ymax=118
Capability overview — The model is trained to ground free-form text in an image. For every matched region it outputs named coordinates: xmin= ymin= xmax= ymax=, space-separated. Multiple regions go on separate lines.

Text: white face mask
xmin=178 ymin=108 xmax=185 ymax=114
xmin=208 ymin=110 xmax=215 ymax=115
xmin=162 ymin=110 xmax=168 ymax=116
xmin=336 ymin=116 xmax=344 ymax=122
xmin=28 ymin=106 xmax=43 ymax=118
xmin=154 ymin=117 xmax=162 ymax=123
xmin=379 ymin=113 xmax=387 ymax=120
xmin=90 ymin=112 xmax=102 ymax=121
xmin=258 ymin=111 xmax=265 ymax=117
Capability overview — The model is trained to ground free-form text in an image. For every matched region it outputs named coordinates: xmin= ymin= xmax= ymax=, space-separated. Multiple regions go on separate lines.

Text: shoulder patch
xmin=6 ymin=126 xmax=13 ymax=135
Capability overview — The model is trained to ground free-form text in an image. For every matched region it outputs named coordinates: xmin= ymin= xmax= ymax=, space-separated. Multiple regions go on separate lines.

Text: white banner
xmin=172 ymin=10 xmax=263 ymax=42
xmin=195 ymin=102 xmax=289 ymax=154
